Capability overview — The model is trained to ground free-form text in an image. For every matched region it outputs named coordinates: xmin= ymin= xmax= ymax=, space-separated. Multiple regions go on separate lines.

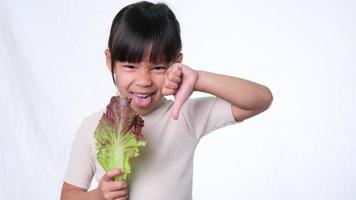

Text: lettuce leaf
xmin=94 ymin=96 xmax=145 ymax=181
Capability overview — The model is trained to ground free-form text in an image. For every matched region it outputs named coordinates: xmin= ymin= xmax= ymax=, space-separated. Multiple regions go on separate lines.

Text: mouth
xmin=130 ymin=92 xmax=155 ymax=99
xmin=130 ymin=92 xmax=155 ymax=108
xmin=131 ymin=92 xmax=154 ymax=98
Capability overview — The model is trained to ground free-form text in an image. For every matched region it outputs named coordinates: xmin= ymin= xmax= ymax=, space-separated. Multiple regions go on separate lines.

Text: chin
xmin=130 ymin=103 xmax=153 ymax=116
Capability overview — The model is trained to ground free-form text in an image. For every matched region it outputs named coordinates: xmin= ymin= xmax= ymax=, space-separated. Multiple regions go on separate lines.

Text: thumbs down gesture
xmin=161 ymin=64 xmax=198 ymax=120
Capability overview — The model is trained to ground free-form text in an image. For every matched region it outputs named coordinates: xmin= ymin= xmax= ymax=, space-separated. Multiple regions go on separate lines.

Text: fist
xmin=97 ymin=168 xmax=128 ymax=200
xmin=162 ymin=64 xmax=198 ymax=120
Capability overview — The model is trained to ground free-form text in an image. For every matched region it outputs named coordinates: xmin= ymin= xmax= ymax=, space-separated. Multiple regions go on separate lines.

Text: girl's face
xmin=107 ymin=53 xmax=170 ymax=116
xmin=115 ymin=59 xmax=167 ymax=115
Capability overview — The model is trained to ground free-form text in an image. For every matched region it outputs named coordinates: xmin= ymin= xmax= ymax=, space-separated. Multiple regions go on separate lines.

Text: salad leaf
xmin=94 ymin=96 xmax=145 ymax=181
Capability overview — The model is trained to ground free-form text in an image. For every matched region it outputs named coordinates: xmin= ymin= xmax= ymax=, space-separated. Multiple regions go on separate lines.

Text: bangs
xmin=108 ymin=2 xmax=181 ymax=64
xmin=110 ymin=28 xmax=177 ymax=64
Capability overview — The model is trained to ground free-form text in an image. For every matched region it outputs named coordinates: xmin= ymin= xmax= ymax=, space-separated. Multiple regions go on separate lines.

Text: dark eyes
xmin=123 ymin=65 xmax=135 ymax=69
xmin=122 ymin=65 xmax=167 ymax=72
xmin=152 ymin=66 xmax=167 ymax=71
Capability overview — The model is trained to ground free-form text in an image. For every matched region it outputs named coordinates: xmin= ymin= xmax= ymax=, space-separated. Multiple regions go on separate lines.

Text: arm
xmin=60 ymin=183 xmax=99 ymax=200
xmin=162 ymin=64 xmax=273 ymax=121
xmin=60 ymin=169 xmax=128 ymax=200
xmin=195 ymin=70 xmax=273 ymax=121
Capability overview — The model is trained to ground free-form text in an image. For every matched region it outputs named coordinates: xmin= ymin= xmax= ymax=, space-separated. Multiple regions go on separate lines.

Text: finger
xmin=171 ymin=87 xmax=188 ymax=120
xmin=171 ymin=63 xmax=183 ymax=76
xmin=166 ymin=71 xmax=182 ymax=83
xmin=162 ymin=87 xmax=176 ymax=96
xmin=171 ymin=65 xmax=196 ymax=120
xmin=102 ymin=181 xmax=127 ymax=195
xmin=102 ymin=168 xmax=124 ymax=182
xmin=105 ymin=189 xmax=128 ymax=199
xmin=111 ymin=181 xmax=128 ymax=190
xmin=164 ymin=80 xmax=179 ymax=90
xmin=171 ymin=99 xmax=184 ymax=120
xmin=114 ymin=194 xmax=129 ymax=200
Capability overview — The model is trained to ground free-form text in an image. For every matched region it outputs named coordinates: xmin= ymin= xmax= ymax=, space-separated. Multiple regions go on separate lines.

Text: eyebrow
xmin=123 ymin=62 xmax=166 ymax=67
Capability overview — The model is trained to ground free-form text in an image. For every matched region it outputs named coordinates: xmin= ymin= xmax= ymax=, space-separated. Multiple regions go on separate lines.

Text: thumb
xmin=171 ymin=65 xmax=197 ymax=120
xmin=102 ymin=168 xmax=123 ymax=182
xmin=171 ymin=98 xmax=184 ymax=120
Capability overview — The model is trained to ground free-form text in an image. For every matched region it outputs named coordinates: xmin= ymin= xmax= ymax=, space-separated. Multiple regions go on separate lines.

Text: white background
xmin=0 ymin=0 xmax=355 ymax=199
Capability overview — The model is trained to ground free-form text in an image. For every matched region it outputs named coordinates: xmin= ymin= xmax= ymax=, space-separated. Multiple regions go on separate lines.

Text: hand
xmin=96 ymin=168 xmax=128 ymax=200
xmin=162 ymin=64 xmax=198 ymax=120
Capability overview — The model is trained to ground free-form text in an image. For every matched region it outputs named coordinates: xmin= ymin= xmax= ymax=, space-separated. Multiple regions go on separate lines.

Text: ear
xmin=176 ymin=52 xmax=183 ymax=63
xmin=105 ymin=48 xmax=112 ymax=72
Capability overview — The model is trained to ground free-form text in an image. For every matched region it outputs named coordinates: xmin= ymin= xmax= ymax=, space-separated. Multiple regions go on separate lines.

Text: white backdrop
xmin=0 ymin=0 xmax=355 ymax=199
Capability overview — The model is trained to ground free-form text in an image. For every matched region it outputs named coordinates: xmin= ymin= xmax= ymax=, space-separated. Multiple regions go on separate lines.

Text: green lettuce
xmin=94 ymin=96 xmax=145 ymax=181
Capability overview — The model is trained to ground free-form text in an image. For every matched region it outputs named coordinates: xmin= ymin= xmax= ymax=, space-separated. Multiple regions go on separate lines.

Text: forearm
xmin=61 ymin=188 xmax=99 ymax=200
xmin=195 ymin=70 xmax=272 ymax=111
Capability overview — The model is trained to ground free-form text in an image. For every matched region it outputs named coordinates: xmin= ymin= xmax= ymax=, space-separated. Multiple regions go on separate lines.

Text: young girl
xmin=61 ymin=1 xmax=272 ymax=200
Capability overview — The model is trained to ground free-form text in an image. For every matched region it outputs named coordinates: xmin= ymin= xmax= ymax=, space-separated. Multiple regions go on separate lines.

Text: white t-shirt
xmin=63 ymin=97 xmax=237 ymax=200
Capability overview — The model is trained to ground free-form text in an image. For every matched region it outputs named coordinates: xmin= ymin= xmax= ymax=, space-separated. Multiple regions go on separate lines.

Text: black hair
xmin=108 ymin=1 xmax=182 ymax=84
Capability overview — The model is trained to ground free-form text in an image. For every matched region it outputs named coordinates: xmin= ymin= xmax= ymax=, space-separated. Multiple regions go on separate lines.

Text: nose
xmin=135 ymin=71 xmax=152 ymax=87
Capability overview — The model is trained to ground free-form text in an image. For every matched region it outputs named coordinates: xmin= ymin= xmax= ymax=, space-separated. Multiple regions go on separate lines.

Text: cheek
xmin=153 ymin=74 xmax=166 ymax=87
xmin=115 ymin=73 xmax=131 ymax=92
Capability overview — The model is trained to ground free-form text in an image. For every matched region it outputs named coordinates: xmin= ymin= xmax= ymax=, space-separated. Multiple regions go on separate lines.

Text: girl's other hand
xmin=96 ymin=168 xmax=128 ymax=200
xmin=162 ymin=64 xmax=198 ymax=120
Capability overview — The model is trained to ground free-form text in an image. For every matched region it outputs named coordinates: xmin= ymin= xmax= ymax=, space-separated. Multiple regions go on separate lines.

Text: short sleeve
xmin=63 ymin=116 xmax=98 ymax=189
xmin=181 ymin=97 xmax=237 ymax=140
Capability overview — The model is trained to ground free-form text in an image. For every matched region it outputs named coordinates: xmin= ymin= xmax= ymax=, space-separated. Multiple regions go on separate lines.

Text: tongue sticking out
xmin=132 ymin=94 xmax=152 ymax=108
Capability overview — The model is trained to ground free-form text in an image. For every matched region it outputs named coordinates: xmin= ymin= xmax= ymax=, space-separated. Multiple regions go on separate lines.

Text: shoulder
xmin=75 ymin=109 xmax=105 ymax=143
xmin=181 ymin=96 xmax=230 ymax=115
xmin=180 ymin=96 xmax=237 ymax=137
xmin=81 ymin=109 xmax=104 ymax=127
xmin=184 ymin=96 xmax=218 ymax=105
